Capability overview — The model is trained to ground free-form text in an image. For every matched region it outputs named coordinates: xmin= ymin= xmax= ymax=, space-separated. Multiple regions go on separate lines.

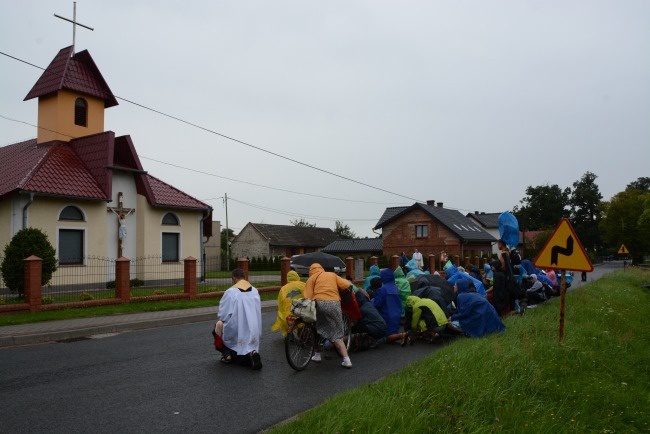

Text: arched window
xmin=58 ymin=205 xmax=85 ymax=265
xmin=162 ymin=213 xmax=180 ymax=262
xmin=74 ymin=98 xmax=88 ymax=127
xmin=162 ymin=213 xmax=179 ymax=225
xmin=59 ymin=205 xmax=84 ymax=221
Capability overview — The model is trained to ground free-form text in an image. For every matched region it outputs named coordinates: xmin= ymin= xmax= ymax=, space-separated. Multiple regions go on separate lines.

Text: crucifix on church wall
xmin=108 ymin=192 xmax=135 ymax=258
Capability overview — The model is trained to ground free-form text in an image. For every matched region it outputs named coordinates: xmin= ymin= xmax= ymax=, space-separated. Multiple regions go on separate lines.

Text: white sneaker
xmin=311 ymin=353 xmax=322 ymax=363
xmin=341 ymin=358 xmax=352 ymax=369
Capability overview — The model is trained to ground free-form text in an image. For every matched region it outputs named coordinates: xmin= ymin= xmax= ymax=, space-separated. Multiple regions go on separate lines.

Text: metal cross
xmin=54 ymin=1 xmax=94 ymax=55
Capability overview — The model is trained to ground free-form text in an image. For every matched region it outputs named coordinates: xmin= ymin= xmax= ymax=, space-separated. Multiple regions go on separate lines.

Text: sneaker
xmin=311 ymin=353 xmax=322 ymax=363
xmin=341 ymin=358 xmax=352 ymax=369
xmin=250 ymin=351 xmax=262 ymax=370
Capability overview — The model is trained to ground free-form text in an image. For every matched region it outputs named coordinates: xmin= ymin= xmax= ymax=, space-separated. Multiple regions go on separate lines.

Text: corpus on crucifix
xmin=108 ymin=192 xmax=134 ymax=258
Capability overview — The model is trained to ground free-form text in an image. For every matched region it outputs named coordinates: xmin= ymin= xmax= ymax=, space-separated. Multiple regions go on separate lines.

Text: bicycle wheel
xmin=285 ymin=319 xmax=316 ymax=371
xmin=341 ymin=313 xmax=352 ymax=352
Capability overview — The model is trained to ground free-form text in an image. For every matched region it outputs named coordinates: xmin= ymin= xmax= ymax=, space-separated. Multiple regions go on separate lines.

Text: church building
xmin=0 ymin=46 xmax=212 ymax=283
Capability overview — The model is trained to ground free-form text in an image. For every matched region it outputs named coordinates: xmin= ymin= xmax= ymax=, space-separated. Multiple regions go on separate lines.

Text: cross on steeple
xmin=54 ymin=1 xmax=94 ymax=55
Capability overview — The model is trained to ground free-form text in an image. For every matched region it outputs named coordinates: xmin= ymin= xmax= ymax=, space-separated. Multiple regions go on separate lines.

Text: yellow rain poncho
xmin=271 ymin=270 xmax=305 ymax=336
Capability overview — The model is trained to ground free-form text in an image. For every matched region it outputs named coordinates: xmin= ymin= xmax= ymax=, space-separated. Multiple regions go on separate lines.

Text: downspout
xmin=200 ymin=210 xmax=211 ymax=282
xmin=22 ymin=193 xmax=35 ymax=229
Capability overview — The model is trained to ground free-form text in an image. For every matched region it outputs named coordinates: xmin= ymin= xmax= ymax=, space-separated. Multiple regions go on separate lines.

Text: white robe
xmin=218 ymin=280 xmax=262 ymax=355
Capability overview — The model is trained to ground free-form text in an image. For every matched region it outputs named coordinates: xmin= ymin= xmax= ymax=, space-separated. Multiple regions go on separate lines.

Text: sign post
xmin=534 ymin=218 xmax=593 ymax=343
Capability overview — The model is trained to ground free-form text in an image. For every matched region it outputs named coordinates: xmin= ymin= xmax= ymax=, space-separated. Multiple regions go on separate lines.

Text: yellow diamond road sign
xmin=618 ymin=244 xmax=629 ymax=254
xmin=534 ymin=218 xmax=593 ymax=272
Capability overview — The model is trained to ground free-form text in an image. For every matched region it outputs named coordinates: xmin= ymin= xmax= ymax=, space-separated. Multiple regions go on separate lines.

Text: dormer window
xmin=74 ymin=98 xmax=88 ymax=127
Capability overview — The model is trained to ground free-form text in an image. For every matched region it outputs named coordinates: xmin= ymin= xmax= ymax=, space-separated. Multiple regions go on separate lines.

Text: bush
xmin=79 ymin=292 xmax=94 ymax=301
xmin=41 ymin=296 xmax=54 ymax=305
xmin=152 ymin=290 xmax=166 ymax=295
xmin=106 ymin=278 xmax=145 ymax=289
xmin=1 ymin=228 xmax=57 ymax=296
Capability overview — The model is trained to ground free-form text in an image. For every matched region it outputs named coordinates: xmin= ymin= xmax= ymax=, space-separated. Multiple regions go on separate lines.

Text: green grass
xmin=0 ymin=282 xmax=281 ymax=326
xmin=269 ymin=268 xmax=650 ymax=433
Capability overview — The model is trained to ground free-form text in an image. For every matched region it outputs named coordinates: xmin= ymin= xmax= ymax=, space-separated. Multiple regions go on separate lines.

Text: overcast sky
xmin=1 ymin=1 xmax=648 ymax=238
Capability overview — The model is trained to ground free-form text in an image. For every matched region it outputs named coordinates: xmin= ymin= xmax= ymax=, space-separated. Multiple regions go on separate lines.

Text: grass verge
xmin=269 ymin=268 xmax=650 ymax=433
xmin=0 ymin=284 xmax=280 ymax=326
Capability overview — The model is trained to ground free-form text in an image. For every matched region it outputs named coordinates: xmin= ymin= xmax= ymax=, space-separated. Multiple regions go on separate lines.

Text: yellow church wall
xmin=37 ymin=90 xmax=105 ymax=143
xmin=135 ymin=195 xmax=202 ymax=281
xmin=0 ymin=199 xmax=12 ymax=253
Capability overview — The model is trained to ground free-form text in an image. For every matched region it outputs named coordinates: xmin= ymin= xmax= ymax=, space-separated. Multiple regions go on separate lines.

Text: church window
xmin=162 ymin=213 xmax=180 ymax=225
xmin=59 ymin=205 xmax=85 ymax=221
xmin=74 ymin=98 xmax=88 ymax=127
xmin=58 ymin=206 xmax=85 ymax=265
xmin=162 ymin=233 xmax=180 ymax=262
xmin=59 ymin=229 xmax=84 ymax=265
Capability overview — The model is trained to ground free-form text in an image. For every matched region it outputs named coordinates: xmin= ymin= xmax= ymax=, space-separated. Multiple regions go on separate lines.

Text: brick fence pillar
xmin=237 ymin=258 xmax=250 ymax=281
xmin=281 ymin=257 xmax=291 ymax=286
xmin=345 ymin=257 xmax=355 ymax=280
xmin=473 ymin=256 xmax=480 ymax=267
xmin=24 ymin=255 xmax=42 ymax=312
xmin=428 ymin=254 xmax=436 ymax=272
xmin=184 ymin=256 xmax=197 ymax=299
xmin=369 ymin=256 xmax=378 ymax=268
xmin=454 ymin=255 xmax=460 ymax=266
xmin=115 ymin=257 xmax=131 ymax=303
xmin=389 ymin=255 xmax=400 ymax=271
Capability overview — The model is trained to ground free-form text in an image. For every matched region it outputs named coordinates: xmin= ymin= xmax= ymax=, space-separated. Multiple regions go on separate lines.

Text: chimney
xmin=426 ymin=200 xmax=435 ymax=206
xmin=437 ymin=202 xmax=443 ymax=208
xmin=475 ymin=211 xmax=479 ymax=214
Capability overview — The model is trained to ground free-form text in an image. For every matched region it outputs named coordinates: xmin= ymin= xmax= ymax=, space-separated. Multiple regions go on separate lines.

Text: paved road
xmin=0 ymin=310 xmax=453 ymax=434
xmin=0 ymin=262 xmax=619 ymax=433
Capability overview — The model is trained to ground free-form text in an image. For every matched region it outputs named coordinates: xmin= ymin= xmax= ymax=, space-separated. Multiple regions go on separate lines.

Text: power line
xmin=0 ymin=49 xmax=424 ymax=203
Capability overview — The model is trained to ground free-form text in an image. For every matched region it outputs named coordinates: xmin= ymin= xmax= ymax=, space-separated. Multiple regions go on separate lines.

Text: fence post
xmin=346 ymin=257 xmax=354 ymax=280
xmin=369 ymin=256 xmax=378 ymax=268
xmin=428 ymin=254 xmax=436 ymax=272
xmin=390 ymin=255 xmax=400 ymax=271
xmin=474 ymin=256 xmax=480 ymax=267
xmin=237 ymin=258 xmax=250 ymax=281
xmin=24 ymin=255 xmax=42 ymax=312
xmin=115 ymin=257 xmax=131 ymax=303
xmin=184 ymin=256 xmax=197 ymax=299
xmin=280 ymin=257 xmax=291 ymax=286
xmin=454 ymin=255 xmax=460 ymax=266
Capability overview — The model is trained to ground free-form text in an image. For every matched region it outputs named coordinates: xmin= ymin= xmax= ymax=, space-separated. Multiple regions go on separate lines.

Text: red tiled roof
xmin=0 ymin=139 xmax=48 ymax=199
xmin=68 ymin=131 xmax=115 ymax=197
xmin=23 ymin=143 xmax=107 ymax=199
xmin=24 ymin=46 xmax=118 ymax=108
xmin=145 ymin=174 xmax=211 ymax=210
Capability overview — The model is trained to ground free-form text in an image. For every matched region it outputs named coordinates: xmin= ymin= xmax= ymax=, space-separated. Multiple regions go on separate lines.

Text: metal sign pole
xmin=559 ymin=272 xmax=567 ymax=342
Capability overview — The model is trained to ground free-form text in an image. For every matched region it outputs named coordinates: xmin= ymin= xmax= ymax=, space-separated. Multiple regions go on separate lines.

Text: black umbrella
xmin=290 ymin=251 xmax=345 ymax=270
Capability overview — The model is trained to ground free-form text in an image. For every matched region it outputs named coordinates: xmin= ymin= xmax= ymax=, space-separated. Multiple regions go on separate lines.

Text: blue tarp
xmin=498 ymin=212 xmax=520 ymax=249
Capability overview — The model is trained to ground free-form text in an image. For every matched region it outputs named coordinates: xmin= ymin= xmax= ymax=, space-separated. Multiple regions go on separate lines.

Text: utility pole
xmin=224 ymin=193 xmax=230 ymax=271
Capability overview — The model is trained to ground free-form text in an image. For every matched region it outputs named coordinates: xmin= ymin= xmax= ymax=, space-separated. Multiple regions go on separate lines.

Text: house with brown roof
xmin=230 ymin=223 xmax=338 ymax=259
xmin=0 ymin=46 xmax=212 ymax=283
xmin=374 ymin=201 xmax=496 ymax=267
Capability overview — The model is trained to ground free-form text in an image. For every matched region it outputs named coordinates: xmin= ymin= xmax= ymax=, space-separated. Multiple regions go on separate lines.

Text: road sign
xmin=617 ymin=244 xmax=629 ymax=254
xmin=534 ymin=218 xmax=593 ymax=272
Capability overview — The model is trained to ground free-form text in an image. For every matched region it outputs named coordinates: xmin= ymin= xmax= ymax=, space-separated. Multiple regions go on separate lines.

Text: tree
xmin=220 ymin=228 xmax=235 ymax=269
xmin=290 ymin=218 xmax=316 ymax=227
xmin=1 ymin=228 xmax=57 ymax=296
xmin=599 ymin=189 xmax=650 ymax=264
xmin=513 ymin=184 xmax=570 ymax=231
xmin=569 ymin=172 xmax=603 ymax=251
xmin=626 ymin=177 xmax=650 ymax=192
xmin=334 ymin=221 xmax=356 ymax=239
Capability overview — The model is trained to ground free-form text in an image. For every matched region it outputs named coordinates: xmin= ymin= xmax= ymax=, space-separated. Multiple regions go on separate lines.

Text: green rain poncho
xmin=393 ymin=266 xmax=412 ymax=318
xmin=405 ymin=295 xmax=449 ymax=332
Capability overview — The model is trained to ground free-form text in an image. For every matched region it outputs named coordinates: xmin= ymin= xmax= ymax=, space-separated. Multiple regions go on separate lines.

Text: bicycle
xmin=284 ymin=311 xmax=351 ymax=371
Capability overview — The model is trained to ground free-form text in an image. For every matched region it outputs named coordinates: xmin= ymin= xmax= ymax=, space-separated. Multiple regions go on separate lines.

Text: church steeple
xmin=24 ymin=46 xmax=118 ymax=143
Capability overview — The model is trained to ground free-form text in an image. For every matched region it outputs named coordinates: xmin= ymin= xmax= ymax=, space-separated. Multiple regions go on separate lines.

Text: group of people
xmin=212 ymin=242 xmax=563 ymax=372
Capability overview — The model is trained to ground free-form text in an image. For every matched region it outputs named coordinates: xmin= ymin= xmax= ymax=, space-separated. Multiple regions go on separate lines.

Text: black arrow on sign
xmin=551 ymin=235 xmax=574 ymax=265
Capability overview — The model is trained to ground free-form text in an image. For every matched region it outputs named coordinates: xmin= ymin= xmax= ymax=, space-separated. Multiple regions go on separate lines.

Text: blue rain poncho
xmin=451 ymin=279 xmax=505 ymax=338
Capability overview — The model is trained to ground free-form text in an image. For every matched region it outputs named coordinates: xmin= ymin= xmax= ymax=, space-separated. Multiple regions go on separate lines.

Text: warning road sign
xmin=617 ymin=244 xmax=629 ymax=254
xmin=534 ymin=218 xmax=593 ymax=272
